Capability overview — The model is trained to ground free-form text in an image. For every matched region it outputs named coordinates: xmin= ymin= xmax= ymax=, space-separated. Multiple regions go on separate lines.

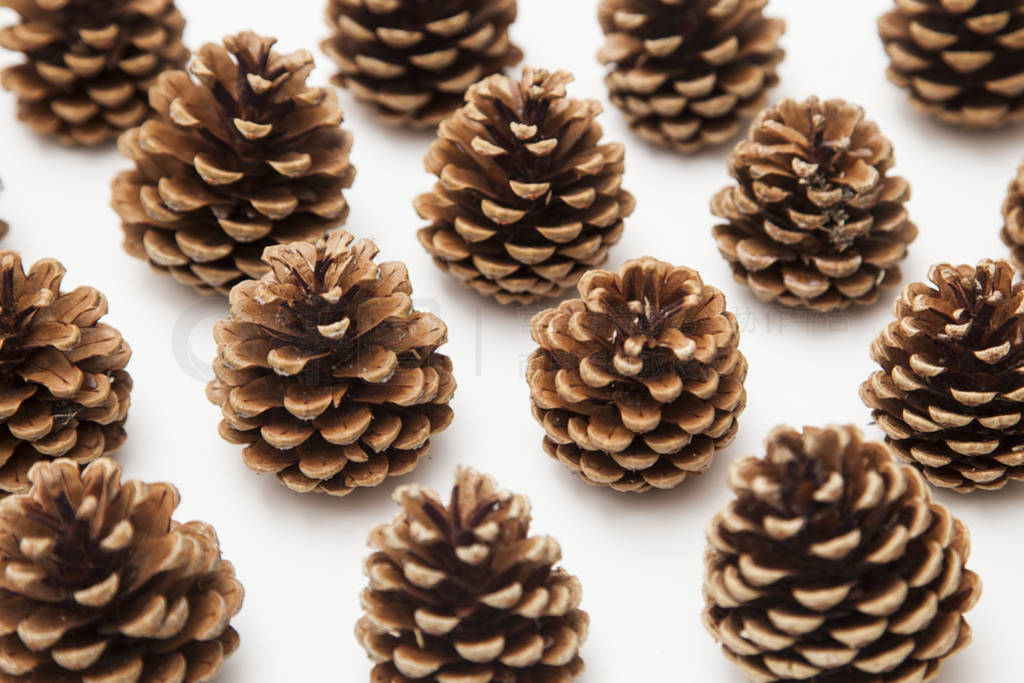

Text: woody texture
xmin=879 ymin=0 xmax=1024 ymax=128
xmin=322 ymin=0 xmax=522 ymax=127
xmin=712 ymin=96 xmax=918 ymax=312
xmin=704 ymin=425 xmax=982 ymax=682
xmin=112 ymin=31 xmax=356 ymax=296
xmin=206 ymin=231 xmax=455 ymax=497
xmin=597 ymin=0 xmax=785 ymax=153
xmin=0 ymin=458 xmax=243 ymax=681
xmin=417 ymin=68 xmax=635 ymax=305
xmin=527 ymin=257 xmax=747 ymax=492
xmin=0 ymin=0 xmax=187 ymax=145
xmin=356 ymin=467 xmax=588 ymax=681
xmin=862 ymin=259 xmax=1024 ymax=492
xmin=0 ymin=251 xmax=131 ymax=495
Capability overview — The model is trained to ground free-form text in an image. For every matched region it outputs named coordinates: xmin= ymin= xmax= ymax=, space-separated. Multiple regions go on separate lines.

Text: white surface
xmin=0 ymin=0 xmax=1021 ymax=681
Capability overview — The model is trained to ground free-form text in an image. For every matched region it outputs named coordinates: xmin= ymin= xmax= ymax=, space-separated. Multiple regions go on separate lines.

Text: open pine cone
xmin=321 ymin=0 xmax=522 ymax=127
xmin=206 ymin=231 xmax=455 ymax=497
xmin=597 ymin=0 xmax=785 ymax=153
xmin=0 ymin=457 xmax=243 ymax=681
xmin=0 ymin=0 xmax=187 ymax=145
xmin=527 ymin=257 xmax=747 ymax=493
xmin=862 ymin=260 xmax=1024 ymax=492
xmin=704 ymin=425 xmax=982 ymax=682
xmin=0 ymin=251 xmax=131 ymax=495
xmin=356 ymin=467 xmax=588 ymax=681
xmin=712 ymin=96 xmax=918 ymax=312
xmin=112 ymin=31 xmax=356 ymax=296
xmin=879 ymin=0 xmax=1024 ymax=128
xmin=1001 ymin=158 xmax=1024 ymax=270
xmin=417 ymin=68 xmax=635 ymax=305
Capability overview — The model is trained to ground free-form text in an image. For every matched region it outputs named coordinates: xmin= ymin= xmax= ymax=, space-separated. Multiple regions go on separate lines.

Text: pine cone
xmin=416 ymin=68 xmax=635 ymax=306
xmin=703 ymin=425 xmax=982 ymax=682
xmin=356 ymin=467 xmax=588 ymax=681
xmin=0 ymin=457 xmax=243 ymax=681
xmin=206 ymin=231 xmax=456 ymax=497
xmin=711 ymin=97 xmax=919 ymax=312
xmin=0 ymin=251 xmax=131 ymax=495
xmin=597 ymin=0 xmax=785 ymax=154
xmin=321 ymin=0 xmax=522 ymax=128
xmin=879 ymin=0 xmax=1024 ymax=128
xmin=1001 ymin=159 xmax=1024 ymax=270
xmin=527 ymin=257 xmax=747 ymax=493
xmin=861 ymin=260 xmax=1024 ymax=492
xmin=112 ymin=31 xmax=356 ymax=296
xmin=0 ymin=0 xmax=187 ymax=145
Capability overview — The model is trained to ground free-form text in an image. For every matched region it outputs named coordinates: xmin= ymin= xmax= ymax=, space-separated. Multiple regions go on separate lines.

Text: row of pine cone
xmin=0 ymin=0 xmax=1020 ymax=681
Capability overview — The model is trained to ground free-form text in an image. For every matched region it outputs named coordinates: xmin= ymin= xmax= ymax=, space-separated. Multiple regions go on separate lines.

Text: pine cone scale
xmin=0 ymin=458 xmax=242 ymax=680
xmin=208 ymin=232 xmax=455 ymax=496
xmin=863 ymin=261 xmax=1024 ymax=491
xmin=528 ymin=257 xmax=747 ymax=492
xmin=598 ymin=0 xmax=785 ymax=153
xmin=704 ymin=425 xmax=981 ymax=682
xmin=418 ymin=69 xmax=634 ymax=305
xmin=113 ymin=32 xmax=355 ymax=295
xmin=323 ymin=0 xmax=521 ymax=127
xmin=0 ymin=0 xmax=188 ymax=145
xmin=356 ymin=468 xmax=587 ymax=681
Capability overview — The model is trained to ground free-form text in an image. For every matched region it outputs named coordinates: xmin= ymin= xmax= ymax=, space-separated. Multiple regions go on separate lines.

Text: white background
xmin=0 ymin=0 xmax=1021 ymax=680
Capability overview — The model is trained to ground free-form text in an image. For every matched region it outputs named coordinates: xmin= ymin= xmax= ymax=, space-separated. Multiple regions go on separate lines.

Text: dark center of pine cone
xmin=753 ymin=112 xmax=874 ymax=252
xmin=0 ymin=266 xmax=37 ymax=376
xmin=623 ymin=0 xmax=723 ymax=53
xmin=415 ymin=491 xmax=549 ymax=638
xmin=25 ymin=493 xmax=130 ymax=592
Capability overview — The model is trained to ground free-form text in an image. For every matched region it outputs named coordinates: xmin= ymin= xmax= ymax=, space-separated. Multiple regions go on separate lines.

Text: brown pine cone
xmin=206 ymin=231 xmax=456 ymax=497
xmin=1001 ymin=158 xmax=1024 ymax=270
xmin=527 ymin=257 xmax=747 ymax=493
xmin=356 ymin=467 xmax=588 ymax=681
xmin=704 ymin=425 xmax=982 ymax=682
xmin=861 ymin=259 xmax=1024 ymax=492
xmin=712 ymin=97 xmax=919 ymax=312
xmin=0 ymin=251 xmax=131 ymax=495
xmin=879 ymin=0 xmax=1024 ymax=128
xmin=0 ymin=0 xmax=187 ymax=145
xmin=321 ymin=0 xmax=522 ymax=128
xmin=416 ymin=68 xmax=635 ymax=306
xmin=597 ymin=0 xmax=785 ymax=154
xmin=112 ymin=31 xmax=356 ymax=296
xmin=0 ymin=457 xmax=243 ymax=681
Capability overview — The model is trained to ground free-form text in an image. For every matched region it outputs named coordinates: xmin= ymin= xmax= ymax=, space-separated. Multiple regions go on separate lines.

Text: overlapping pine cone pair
xmin=704 ymin=425 xmax=981 ymax=682
xmin=0 ymin=251 xmax=131 ymax=495
xmin=112 ymin=31 xmax=356 ymax=295
xmin=879 ymin=0 xmax=1024 ymax=128
xmin=356 ymin=467 xmax=588 ymax=681
xmin=322 ymin=0 xmax=522 ymax=127
xmin=527 ymin=257 xmax=747 ymax=492
xmin=712 ymin=96 xmax=919 ymax=312
xmin=0 ymin=0 xmax=187 ymax=145
xmin=0 ymin=458 xmax=243 ymax=681
xmin=598 ymin=0 xmax=786 ymax=153
xmin=417 ymin=68 xmax=635 ymax=306
xmin=863 ymin=259 xmax=1024 ymax=492
xmin=206 ymin=231 xmax=456 ymax=497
